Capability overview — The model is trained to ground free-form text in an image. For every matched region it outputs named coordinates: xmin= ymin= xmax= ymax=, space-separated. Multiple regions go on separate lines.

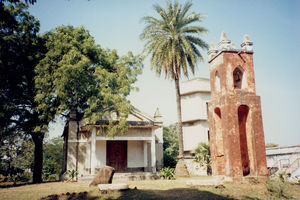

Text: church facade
xmin=62 ymin=107 xmax=163 ymax=177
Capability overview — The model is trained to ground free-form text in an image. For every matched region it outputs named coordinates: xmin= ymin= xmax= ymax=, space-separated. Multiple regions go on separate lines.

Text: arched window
xmin=215 ymin=71 xmax=221 ymax=92
xmin=233 ymin=67 xmax=244 ymax=89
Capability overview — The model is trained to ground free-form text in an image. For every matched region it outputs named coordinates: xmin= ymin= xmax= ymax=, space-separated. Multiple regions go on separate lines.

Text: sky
xmin=28 ymin=0 xmax=300 ymax=146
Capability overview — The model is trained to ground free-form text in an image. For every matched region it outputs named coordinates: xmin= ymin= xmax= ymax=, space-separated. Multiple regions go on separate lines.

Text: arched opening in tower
xmin=238 ymin=105 xmax=250 ymax=176
xmin=214 ymin=107 xmax=224 ymax=175
xmin=233 ymin=67 xmax=244 ymax=89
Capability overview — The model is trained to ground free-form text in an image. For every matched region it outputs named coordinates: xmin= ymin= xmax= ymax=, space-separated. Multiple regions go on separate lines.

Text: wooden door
xmin=106 ymin=141 xmax=127 ymax=172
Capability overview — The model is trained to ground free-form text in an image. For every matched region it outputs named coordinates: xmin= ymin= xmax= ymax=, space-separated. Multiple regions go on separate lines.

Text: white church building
xmin=180 ymin=77 xmax=211 ymax=175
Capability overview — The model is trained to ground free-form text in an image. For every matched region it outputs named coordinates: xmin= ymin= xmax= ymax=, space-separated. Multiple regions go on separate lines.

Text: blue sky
xmin=29 ymin=0 xmax=300 ymax=146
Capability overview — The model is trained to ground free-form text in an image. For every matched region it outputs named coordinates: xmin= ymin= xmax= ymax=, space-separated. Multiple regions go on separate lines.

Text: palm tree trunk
xmin=174 ymin=78 xmax=189 ymax=176
xmin=175 ymin=78 xmax=184 ymax=158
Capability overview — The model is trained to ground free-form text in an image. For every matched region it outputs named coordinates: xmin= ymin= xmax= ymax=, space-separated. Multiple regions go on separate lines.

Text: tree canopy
xmin=35 ymin=25 xmax=143 ymax=136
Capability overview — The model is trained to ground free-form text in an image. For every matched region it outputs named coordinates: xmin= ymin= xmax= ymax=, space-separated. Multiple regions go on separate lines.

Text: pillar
xmin=91 ymin=127 xmax=96 ymax=175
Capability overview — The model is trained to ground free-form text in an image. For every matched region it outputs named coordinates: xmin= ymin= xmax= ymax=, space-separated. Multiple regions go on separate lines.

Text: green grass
xmin=1 ymin=177 xmax=300 ymax=200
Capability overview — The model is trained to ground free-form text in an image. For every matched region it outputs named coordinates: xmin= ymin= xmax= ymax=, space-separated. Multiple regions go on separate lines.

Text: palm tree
xmin=193 ymin=142 xmax=212 ymax=175
xmin=140 ymin=1 xmax=208 ymax=176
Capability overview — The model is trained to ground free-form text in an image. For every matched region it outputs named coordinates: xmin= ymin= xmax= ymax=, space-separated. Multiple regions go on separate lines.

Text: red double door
xmin=106 ymin=141 xmax=127 ymax=172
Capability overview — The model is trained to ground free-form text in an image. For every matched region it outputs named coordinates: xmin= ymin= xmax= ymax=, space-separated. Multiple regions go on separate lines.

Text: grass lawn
xmin=1 ymin=177 xmax=300 ymax=200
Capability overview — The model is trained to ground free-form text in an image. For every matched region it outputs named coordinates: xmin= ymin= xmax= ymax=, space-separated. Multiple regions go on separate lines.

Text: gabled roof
xmin=79 ymin=106 xmax=162 ymax=131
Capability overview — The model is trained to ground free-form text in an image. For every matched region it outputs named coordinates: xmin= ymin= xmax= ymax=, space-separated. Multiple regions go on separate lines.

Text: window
xmin=233 ymin=67 xmax=244 ymax=89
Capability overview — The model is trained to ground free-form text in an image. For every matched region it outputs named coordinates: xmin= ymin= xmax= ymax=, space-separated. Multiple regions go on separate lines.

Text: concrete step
xmin=78 ymin=172 xmax=158 ymax=184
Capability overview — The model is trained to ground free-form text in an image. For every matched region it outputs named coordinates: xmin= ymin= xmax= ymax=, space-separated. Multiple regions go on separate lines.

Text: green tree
xmin=35 ymin=25 xmax=142 ymax=176
xmin=0 ymin=1 xmax=46 ymax=183
xmin=140 ymin=1 xmax=208 ymax=175
xmin=163 ymin=124 xmax=179 ymax=168
xmin=42 ymin=137 xmax=63 ymax=181
xmin=0 ymin=135 xmax=34 ymax=178
xmin=193 ymin=142 xmax=212 ymax=175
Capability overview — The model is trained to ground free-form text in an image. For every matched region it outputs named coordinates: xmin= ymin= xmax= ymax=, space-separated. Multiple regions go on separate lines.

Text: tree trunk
xmin=174 ymin=78 xmax=189 ymax=176
xmin=175 ymin=78 xmax=184 ymax=158
xmin=32 ymin=133 xmax=44 ymax=183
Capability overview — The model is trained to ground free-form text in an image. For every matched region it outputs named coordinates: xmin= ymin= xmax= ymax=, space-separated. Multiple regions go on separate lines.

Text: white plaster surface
xmin=183 ymin=121 xmax=209 ymax=151
xmin=266 ymin=145 xmax=300 ymax=177
xmin=95 ymin=140 xmax=106 ymax=168
xmin=128 ymin=141 xmax=144 ymax=168
xmin=184 ymin=158 xmax=207 ymax=176
xmin=180 ymin=78 xmax=210 ymax=95
xmin=181 ymin=93 xmax=210 ymax=122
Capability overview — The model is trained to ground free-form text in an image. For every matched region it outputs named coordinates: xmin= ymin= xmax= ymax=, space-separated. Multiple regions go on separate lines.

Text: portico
xmin=62 ymin=107 xmax=163 ymax=177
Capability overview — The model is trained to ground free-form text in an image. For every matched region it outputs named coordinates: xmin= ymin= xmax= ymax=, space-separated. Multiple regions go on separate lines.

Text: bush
xmin=66 ymin=169 xmax=78 ymax=181
xmin=0 ymin=174 xmax=8 ymax=182
xmin=266 ymin=180 xmax=287 ymax=198
xmin=159 ymin=167 xmax=175 ymax=180
xmin=10 ymin=172 xmax=32 ymax=184
xmin=193 ymin=142 xmax=211 ymax=175
xmin=47 ymin=174 xmax=58 ymax=182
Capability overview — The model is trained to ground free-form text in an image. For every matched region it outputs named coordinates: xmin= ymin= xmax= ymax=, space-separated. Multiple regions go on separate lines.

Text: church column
xmin=151 ymin=131 xmax=156 ymax=173
xmin=85 ymin=143 xmax=91 ymax=174
xmin=143 ymin=141 xmax=148 ymax=170
xmin=91 ymin=127 xmax=96 ymax=175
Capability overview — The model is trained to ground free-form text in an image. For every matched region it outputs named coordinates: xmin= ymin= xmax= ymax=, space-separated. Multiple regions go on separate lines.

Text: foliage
xmin=265 ymin=143 xmax=279 ymax=148
xmin=159 ymin=167 xmax=175 ymax=180
xmin=163 ymin=124 xmax=178 ymax=168
xmin=0 ymin=1 xmax=48 ymax=183
xmin=42 ymin=137 xmax=63 ymax=181
xmin=140 ymin=1 xmax=208 ymax=161
xmin=35 ymin=25 xmax=143 ymax=137
xmin=0 ymin=135 xmax=34 ymax=178
xmin=0 ymin=174 xmax=7 ymax=182
xmin=266 ymin=180 xmax=287 ymax=199
xmin=10 ymin=172 xmax=32 ymax=185
xmin=66 ymin=169 xmax=78 ymax=181
xmin=193 ymin=142 xmax=212 ymax=175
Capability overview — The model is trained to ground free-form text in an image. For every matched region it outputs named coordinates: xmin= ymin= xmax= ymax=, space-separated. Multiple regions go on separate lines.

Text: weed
xmin=159 ymin=167 xmax=175 ymax=180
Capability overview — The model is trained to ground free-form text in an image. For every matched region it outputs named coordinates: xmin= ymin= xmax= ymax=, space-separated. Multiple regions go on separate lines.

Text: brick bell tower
xmin=207 ymin=32 xmax=268 ymax=181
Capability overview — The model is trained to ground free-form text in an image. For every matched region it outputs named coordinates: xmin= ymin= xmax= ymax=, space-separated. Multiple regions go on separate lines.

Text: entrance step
xmin=78 ymin=172 xmax=158 ymax=184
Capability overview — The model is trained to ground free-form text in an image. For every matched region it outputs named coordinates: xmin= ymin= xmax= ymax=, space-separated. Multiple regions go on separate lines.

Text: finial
xmin=241 ymin=34 xmax=253 ymax=52
xmin=154 ymin=108 xmax=162 ymax=118
xmin=208 ymin=42 xmax=218 ymax=60
xmin=218 ymin=31 xmax=231 ymax=50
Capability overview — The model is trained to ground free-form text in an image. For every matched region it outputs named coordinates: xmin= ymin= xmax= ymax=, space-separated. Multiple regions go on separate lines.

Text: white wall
xmin=181 ymin=93 xmax=210 ymax=122
xmin=180 ymin=78 xmax=210 ymax=94
xmin=128 ymin=141 xmax=144 ymax=168
xmin=183 ymin=121 xmax=209 ymax=151
xmin=95 ymin=140 xmax=106 ymax=168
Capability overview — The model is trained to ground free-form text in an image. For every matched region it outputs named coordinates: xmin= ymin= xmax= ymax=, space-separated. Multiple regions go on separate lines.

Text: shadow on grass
xmin=0 ymin=180 xmax=61 ymax=188
xmin=41 ymin=191 xmax=98 ymax=200
xmin=117 ymin=188 xmax=235 ymax=200
xmin=40 ymin=187 xmax=236 ymax=200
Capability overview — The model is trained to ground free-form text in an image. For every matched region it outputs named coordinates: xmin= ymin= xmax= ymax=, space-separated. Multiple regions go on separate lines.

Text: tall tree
xmin=0 ymin=1 xmax=46 ymax=183
xmin=35 ymin=25 xmax=142 ymax=175
xmin=35 ymin=25 xmax=142 ymax=136
xmin=140 ymin=1 xmax=208 ymax=176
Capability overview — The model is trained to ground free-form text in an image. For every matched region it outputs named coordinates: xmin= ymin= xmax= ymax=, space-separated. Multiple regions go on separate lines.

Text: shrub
xmin=266 ymin=179 xmax=287 ymax=198
xmin=193 ymin=142 xmax=212 ymax=175
xmin=47 ymin=174 xmax=58 ymax=182
xmin=0 ymin=174 xmax=8 ymax=182
xmin=159 ymin=167 xmax=175 ymax=180
xmin=66 ymin=169 xmax=78 ymax=181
